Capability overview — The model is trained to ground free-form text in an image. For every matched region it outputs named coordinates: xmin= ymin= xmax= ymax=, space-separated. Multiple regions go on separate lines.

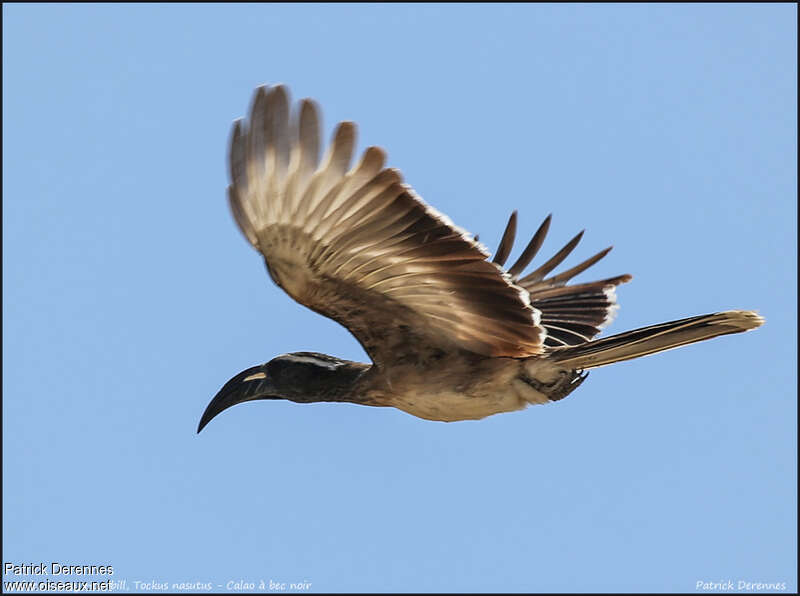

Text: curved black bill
xmin=197 ymin=365 xmax=276 ymax=433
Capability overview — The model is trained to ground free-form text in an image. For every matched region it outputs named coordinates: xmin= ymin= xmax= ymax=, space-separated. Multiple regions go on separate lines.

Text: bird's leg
xmin=520 ymin=370 xmax=589 ymax=402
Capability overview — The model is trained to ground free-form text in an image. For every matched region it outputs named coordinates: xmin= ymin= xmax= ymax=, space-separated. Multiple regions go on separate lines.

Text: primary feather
xmin=228 ymin=85 xmax=556 ymax=365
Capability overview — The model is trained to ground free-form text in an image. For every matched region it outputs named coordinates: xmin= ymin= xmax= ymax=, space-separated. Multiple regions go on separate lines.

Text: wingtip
xmin=299 ymin=98 xmax=322 ymax=130
xmin=269 ymin=85 xmax=291 ymax=110
xmin=251 ymin=85 xmax=268 ymax=109
xmin=597 ymin=245 xmax=613 ymax=259
xmin=363 ymin=145 xmax=387 ymax=163
xmin=299 ymin=97 xmax=319 ymax=114
xmin=563 ymin=229 xmax=585 ymax=252
xmin=229 ymin=118 xmax=244 ymax=144
xmin=383 ymin=167 xmax=405 ymax=184
xmin=332 ymin=121 xmax=357 ymax=150
xmin=538 ymin=213 xmax=553 ymax=236
xmin=336 ymin=120 xmax=357 ymax=135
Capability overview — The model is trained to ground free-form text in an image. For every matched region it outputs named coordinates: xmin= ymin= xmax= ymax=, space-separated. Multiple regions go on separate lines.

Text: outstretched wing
xmin=487 ymin=211 xmax=632 ymax=347
xmin=227 ymin=85 xmax=545 ymax=367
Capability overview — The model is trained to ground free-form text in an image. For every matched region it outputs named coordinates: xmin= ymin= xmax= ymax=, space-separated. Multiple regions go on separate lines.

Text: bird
xmin=197 ymin=84 xmax=763 ymax=432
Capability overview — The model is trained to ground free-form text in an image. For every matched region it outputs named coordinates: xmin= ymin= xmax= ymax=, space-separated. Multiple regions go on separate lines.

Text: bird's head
xmin=197 ymin=352 xmax=367 ymax=433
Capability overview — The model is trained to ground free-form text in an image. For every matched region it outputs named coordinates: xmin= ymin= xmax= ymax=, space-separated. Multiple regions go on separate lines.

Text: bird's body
xmin=197 ymin=84 xmax=763 ymax=432
xmin=363 ymin=353 xmax=536 ymax=422
xmin=209 ymin=351 xmax=562 ymax=423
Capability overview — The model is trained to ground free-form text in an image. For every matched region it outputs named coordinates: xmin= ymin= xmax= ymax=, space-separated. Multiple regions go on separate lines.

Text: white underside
xmin=378 ymin=357 xmax=565 ymax=422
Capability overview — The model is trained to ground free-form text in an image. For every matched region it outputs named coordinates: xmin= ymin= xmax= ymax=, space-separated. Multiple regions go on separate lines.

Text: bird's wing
xmin=486 ymin=211 xmax=632 ymax=347
xmin=227 ymin=85 xmax=545 ymax=367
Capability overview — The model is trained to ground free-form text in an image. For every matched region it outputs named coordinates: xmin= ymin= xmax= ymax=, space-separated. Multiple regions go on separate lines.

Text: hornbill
xmin=197 ymin=84 xmax=763 ymax=432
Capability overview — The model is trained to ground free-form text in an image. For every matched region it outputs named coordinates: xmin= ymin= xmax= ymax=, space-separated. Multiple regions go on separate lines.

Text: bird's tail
xmin=548 ymin=310 xmax=764 ymax=370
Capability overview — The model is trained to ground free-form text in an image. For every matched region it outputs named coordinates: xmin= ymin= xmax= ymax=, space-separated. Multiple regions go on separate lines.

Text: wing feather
xmin=484 ymin=212 xmax=632 ymax=347
xmin=492 ymin=211 xmax=517 ymax=266
xmin=229 ymin=85 xmax=545 ymax=365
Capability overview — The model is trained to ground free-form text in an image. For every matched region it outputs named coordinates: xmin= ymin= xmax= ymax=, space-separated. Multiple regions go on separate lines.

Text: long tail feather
xmin=549 ymin=310 xmax=764 ymax=369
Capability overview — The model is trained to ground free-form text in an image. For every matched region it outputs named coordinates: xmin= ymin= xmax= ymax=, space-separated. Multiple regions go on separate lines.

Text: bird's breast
xmin=369 ymin=357 xmax=559 ymax=422
xmin=387 ymin=388 xmax=528 ymax=422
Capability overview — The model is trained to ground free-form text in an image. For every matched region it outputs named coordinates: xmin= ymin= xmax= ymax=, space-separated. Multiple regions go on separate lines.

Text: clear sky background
xmin=3 ymin=4 xmax=796 ymax=593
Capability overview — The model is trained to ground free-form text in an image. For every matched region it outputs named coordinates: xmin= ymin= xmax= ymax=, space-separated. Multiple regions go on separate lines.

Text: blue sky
xmin=3 ymin=4 xmax=796 ymax=593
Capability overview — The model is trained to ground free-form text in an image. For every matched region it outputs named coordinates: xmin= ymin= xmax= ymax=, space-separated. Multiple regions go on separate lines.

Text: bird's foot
xmin=521 ymin=369 xmax=589 ymax=402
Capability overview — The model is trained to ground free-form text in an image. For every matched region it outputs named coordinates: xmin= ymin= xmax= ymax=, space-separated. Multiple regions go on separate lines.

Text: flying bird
xmin=197 ymin=84 xmax=763 ymax=432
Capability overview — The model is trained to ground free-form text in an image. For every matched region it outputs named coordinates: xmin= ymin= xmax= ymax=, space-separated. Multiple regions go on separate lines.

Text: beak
xmin=197 ymin=365 xmax=277 ymax=433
